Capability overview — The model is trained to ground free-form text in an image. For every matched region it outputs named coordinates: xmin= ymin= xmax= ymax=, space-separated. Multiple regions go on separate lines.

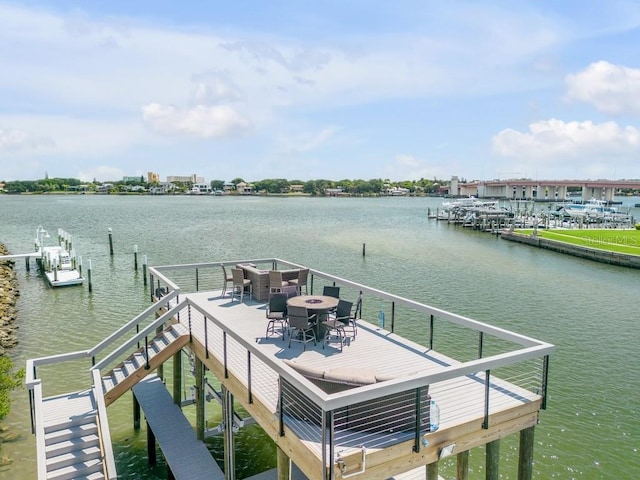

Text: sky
xmin=2 ymin=1 xmax=640 ymax=183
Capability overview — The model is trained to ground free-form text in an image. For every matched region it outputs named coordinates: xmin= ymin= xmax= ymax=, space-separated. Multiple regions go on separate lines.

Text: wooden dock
xmin=27 ymin=259 xmax=553 ymax=480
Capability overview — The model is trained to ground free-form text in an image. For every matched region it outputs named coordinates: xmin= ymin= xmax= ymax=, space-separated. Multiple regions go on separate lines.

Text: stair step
xmin=45 ymin=423 xmax=98 ymax=444
xmin=46 ymin=457 xmax=104 ymax=480
xmin=46 ymin=444 xmax=102 ymax=471
xmin=45 ymin=433 xmax=100 ymax=457
xmin=102 ymin=375 xmax=116 ymax=393
xmin=44 ymin=413 xmax=97 ymax=434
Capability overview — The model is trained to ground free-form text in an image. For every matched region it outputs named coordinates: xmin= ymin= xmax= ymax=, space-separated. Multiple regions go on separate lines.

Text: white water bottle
xmin=430 ymin=399 xmax=440 ymax=432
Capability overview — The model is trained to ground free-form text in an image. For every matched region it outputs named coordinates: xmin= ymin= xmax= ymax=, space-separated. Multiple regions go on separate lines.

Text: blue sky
xmin=2 ymin=1 xmax=640 ymax=183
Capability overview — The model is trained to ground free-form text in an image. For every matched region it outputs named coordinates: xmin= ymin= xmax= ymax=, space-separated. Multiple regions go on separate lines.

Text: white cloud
xmin=141 ymin=103 xmax=251 ymax=138
xmin=492 ymin=119 xmax=640 ymax=178
xmin=565 ymin=61 xmax=640 ymax=115
xmin=383 ymin=154 xmax=451 ymax=181
xmin=77 ymin=165 xmax=125 ymax=183
xmin=0 ymin=128 xmax=54 ymax=150
xmin=277 ymin=127 xmax=337 ymax=154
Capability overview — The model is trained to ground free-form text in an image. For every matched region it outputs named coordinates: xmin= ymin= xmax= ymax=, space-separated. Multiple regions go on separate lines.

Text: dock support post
xmin=195 ymin=357 xmax=205 ymax=441
xmin=456 ymin=450 xmax=469 ymax=480
xmin=87 ymin=260 xmax=92 ymax=293
xmin=486 ymin=439 xmax=500 ymax=480
xmin=134 ymin=244 xmax=138 ymax=270
xmin=276 ymin=446 xmax=290 ymax=480
xmin=362 ymin=243 xmax=366 ymax=257
xmin=143 ymin=255 xmax=148 ymax=286
xmin=518 ymin=426 xmax=535 ymax=480
xmin=147 ymin=420 xmax=157 ymax=466
xmin=222 ymin=385 xmax=236 ymax=480
xmin=426 ymin=461 xmax=438 ymax=480
xmin=133 ymin=393 xmax=141 ymax=430
xmin=173 ymin=350 xmax=182 ymax=405
xmin=25 ymin=256 xmax=30 ymax=272
xmin=108 ymin=228 xmax=114 ymax=256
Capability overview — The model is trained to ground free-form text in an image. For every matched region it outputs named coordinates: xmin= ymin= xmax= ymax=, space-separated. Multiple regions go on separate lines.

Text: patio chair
xmin=231 ymin=268 xmax=252 ymax=302
xmin=265 ymin=293 xmax=288 ymax=340
xmin=322 ymin=316 xmax=347 ymax=351
xmin=322 ymin=285 xmax=340 ymax=298
xmin=332 ymin=299 xmax=357 ymax=338
xmin=269 ymin=270 xmax=290 ymax=294
xmin=288 ymin=268 xmax=309 ymax=295
xmin=221 ymin=264 xmax=233 ymax=297
xmin=287 ymin=305 xmax=317 ymax=351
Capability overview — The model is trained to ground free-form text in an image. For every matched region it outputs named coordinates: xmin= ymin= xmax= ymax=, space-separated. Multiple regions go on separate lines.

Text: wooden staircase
xmin=101 ymin=322 xmax=190 ymax=406
xmin=35 ymin=322 xmax=190 ymax=479
xmin=41 ymin=390 xmax=105 ymax=480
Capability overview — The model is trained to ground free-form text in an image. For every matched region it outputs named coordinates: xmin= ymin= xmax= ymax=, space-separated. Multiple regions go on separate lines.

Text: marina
xmin=1 ymin=195 xmax=639 ymax=480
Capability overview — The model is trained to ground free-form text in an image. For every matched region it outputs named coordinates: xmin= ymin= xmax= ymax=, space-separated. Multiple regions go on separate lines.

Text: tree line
xmin=1 ymin=176 xmax=446 ymax=195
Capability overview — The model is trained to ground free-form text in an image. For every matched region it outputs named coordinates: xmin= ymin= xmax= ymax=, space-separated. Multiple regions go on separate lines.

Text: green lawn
xmin=515 ymin=229 xmax=640 ymax=256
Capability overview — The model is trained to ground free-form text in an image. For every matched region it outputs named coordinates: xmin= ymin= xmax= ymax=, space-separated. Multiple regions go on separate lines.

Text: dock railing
xmin=26 ymin=257 xmax=553 ymax=480
xmin=147 ymin=258 xmax=553 ymax=479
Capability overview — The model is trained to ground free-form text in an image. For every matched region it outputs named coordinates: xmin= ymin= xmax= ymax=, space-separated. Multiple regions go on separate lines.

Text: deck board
xmin=184 ymin=290 xmax=541 ymax=462
xmin=132 ymin=374 xmax=224 ymax=480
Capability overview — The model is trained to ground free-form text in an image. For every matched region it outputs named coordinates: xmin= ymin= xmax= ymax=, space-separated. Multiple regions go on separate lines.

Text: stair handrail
xmin=88 ymin=289 xmax=180 ymax=362
xmin=92 ymin=368 xmax=118 ymax=479
xmin=32 ymin=382 xmax=48 ymax=480
xmin=91 ymin=300 xmax=186 ymax=372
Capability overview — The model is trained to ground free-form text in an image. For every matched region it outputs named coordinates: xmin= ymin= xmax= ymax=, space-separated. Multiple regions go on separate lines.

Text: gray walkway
xmin=132 ymin=374 xmax=225 ymax=480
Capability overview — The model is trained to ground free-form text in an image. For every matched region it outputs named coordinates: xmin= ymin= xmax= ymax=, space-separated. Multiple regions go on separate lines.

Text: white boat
xmin=557 ymin=199 xmax=631 ymax=224
xmin=35 ymin=227 xmax=84 ymax=287
xmin=440 ymin=196 xmax=500 ymax=212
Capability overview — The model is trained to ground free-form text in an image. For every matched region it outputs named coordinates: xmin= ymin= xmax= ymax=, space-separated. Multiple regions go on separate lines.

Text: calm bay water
xmin=1 ymin=195 xmax=639 ymax=480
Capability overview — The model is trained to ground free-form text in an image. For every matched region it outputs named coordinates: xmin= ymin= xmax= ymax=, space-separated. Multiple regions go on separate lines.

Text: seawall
xmin=501 ymin=231 xmax=640 ymax=269
xmin=0 ymin=244 xmax=19 ymax=355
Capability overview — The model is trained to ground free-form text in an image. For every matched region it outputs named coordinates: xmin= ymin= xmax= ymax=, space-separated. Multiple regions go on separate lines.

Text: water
xmin=1 ymin=195 xmax=639 ymax=479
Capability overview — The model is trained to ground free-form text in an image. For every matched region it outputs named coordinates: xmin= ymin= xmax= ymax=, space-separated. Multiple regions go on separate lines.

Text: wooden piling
xmin=426 ymin=461 xmax=438 ymax=480
xmin=486 ymin=439 xmax=500 ymax=480
xmin=133 ymin=393 xmax=141 ymax=430
xmin=134 ymin=245 xmax=138 ymax=271
xmin=173 ymin=350 xmax=182 ymax=405
xmin=143 ymin=255 xmax=148 ymax=286
xmin=147 ymin=420 xmax=156 ymax=466
xmin=108 ymin=228 xmax=114 ymax=256
xmin=195 ymin=358 xmax=204 ymax=441
xmin=362 ymin=243 xmax=366 ymax=257
xmin=456 ymin=450 xmax=469 ymax=480
xmin=518 ymin=426 xmax=535 ymax=480
xmin=87 ymin=259 xmax=92 ymax=293
xmin=277 ymin=446 xmax=291 ymax=480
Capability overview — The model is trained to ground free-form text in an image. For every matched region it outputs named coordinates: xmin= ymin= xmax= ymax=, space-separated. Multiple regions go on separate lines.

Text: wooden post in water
xmin=276 ymin=446 xmax=291 ymax=480
xmin=142 ymin=255 xmax=148 ymax=286
xmin=87 ymin=259 xmax=93 ymax=293
xmin=108 ymin=228 xmax=114 ymax=256
xmin=518 ymin=426 xmax=535 ymax=480
xmin=133 ymin=244 xmax=138 ymax=271
xmin=133 ymin=393 xmax=141 ymax=430
xmin=195 ymin=358 xmax=205 ymax=441
xmin=486 ymin=439 xmax=500 ymax=480
xmin=25 ymin=256 xmax=30 ymax=272
xmin=78 ymin=256 xmax=82 ymax=277
xmin=222 ymin=386 xmax=236 ymax=480
xmin=146 ymin=420 xmax=156 ymax=466
xmin=362 ymin=243 xmax=366 ymax=257
xmin=457 ymin=450 xmax=469 ymax=480
xmin=173 ymin=350 xmax=182 ymax=405
xmin=426 ymin=461 xmax=438 ymax=480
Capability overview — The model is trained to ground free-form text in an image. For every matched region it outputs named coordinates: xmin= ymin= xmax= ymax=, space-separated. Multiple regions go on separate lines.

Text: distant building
xmin=167 ymin=174 xmax=204 ymax=184
xmin=235 ymin=182 xmax=253 ymax=194
xmin=122 ymin=176 xmax=144 ymax=183
xmin=147 ymin=172 xmax=160 ymax=183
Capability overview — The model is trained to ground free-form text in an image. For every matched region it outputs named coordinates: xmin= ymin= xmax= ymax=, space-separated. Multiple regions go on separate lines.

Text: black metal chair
xmin=287 ymin=305 xmax=317 ymax=351
xmin=332 ymin=299 xmax=357 ymax=338
xmin=322 ymin=285 xmax=340 ymax=298
xmin=265 ymin=293 xmax=288 ymax=340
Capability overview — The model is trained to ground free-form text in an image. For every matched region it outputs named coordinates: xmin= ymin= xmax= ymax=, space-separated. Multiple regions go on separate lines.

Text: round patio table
xmin=286 ymin=295 xmax=339 ymax=339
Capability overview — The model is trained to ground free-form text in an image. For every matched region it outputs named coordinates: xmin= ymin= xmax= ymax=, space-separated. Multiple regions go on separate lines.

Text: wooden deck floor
xmin=177 ymin=290 xmax=541 ymax=479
